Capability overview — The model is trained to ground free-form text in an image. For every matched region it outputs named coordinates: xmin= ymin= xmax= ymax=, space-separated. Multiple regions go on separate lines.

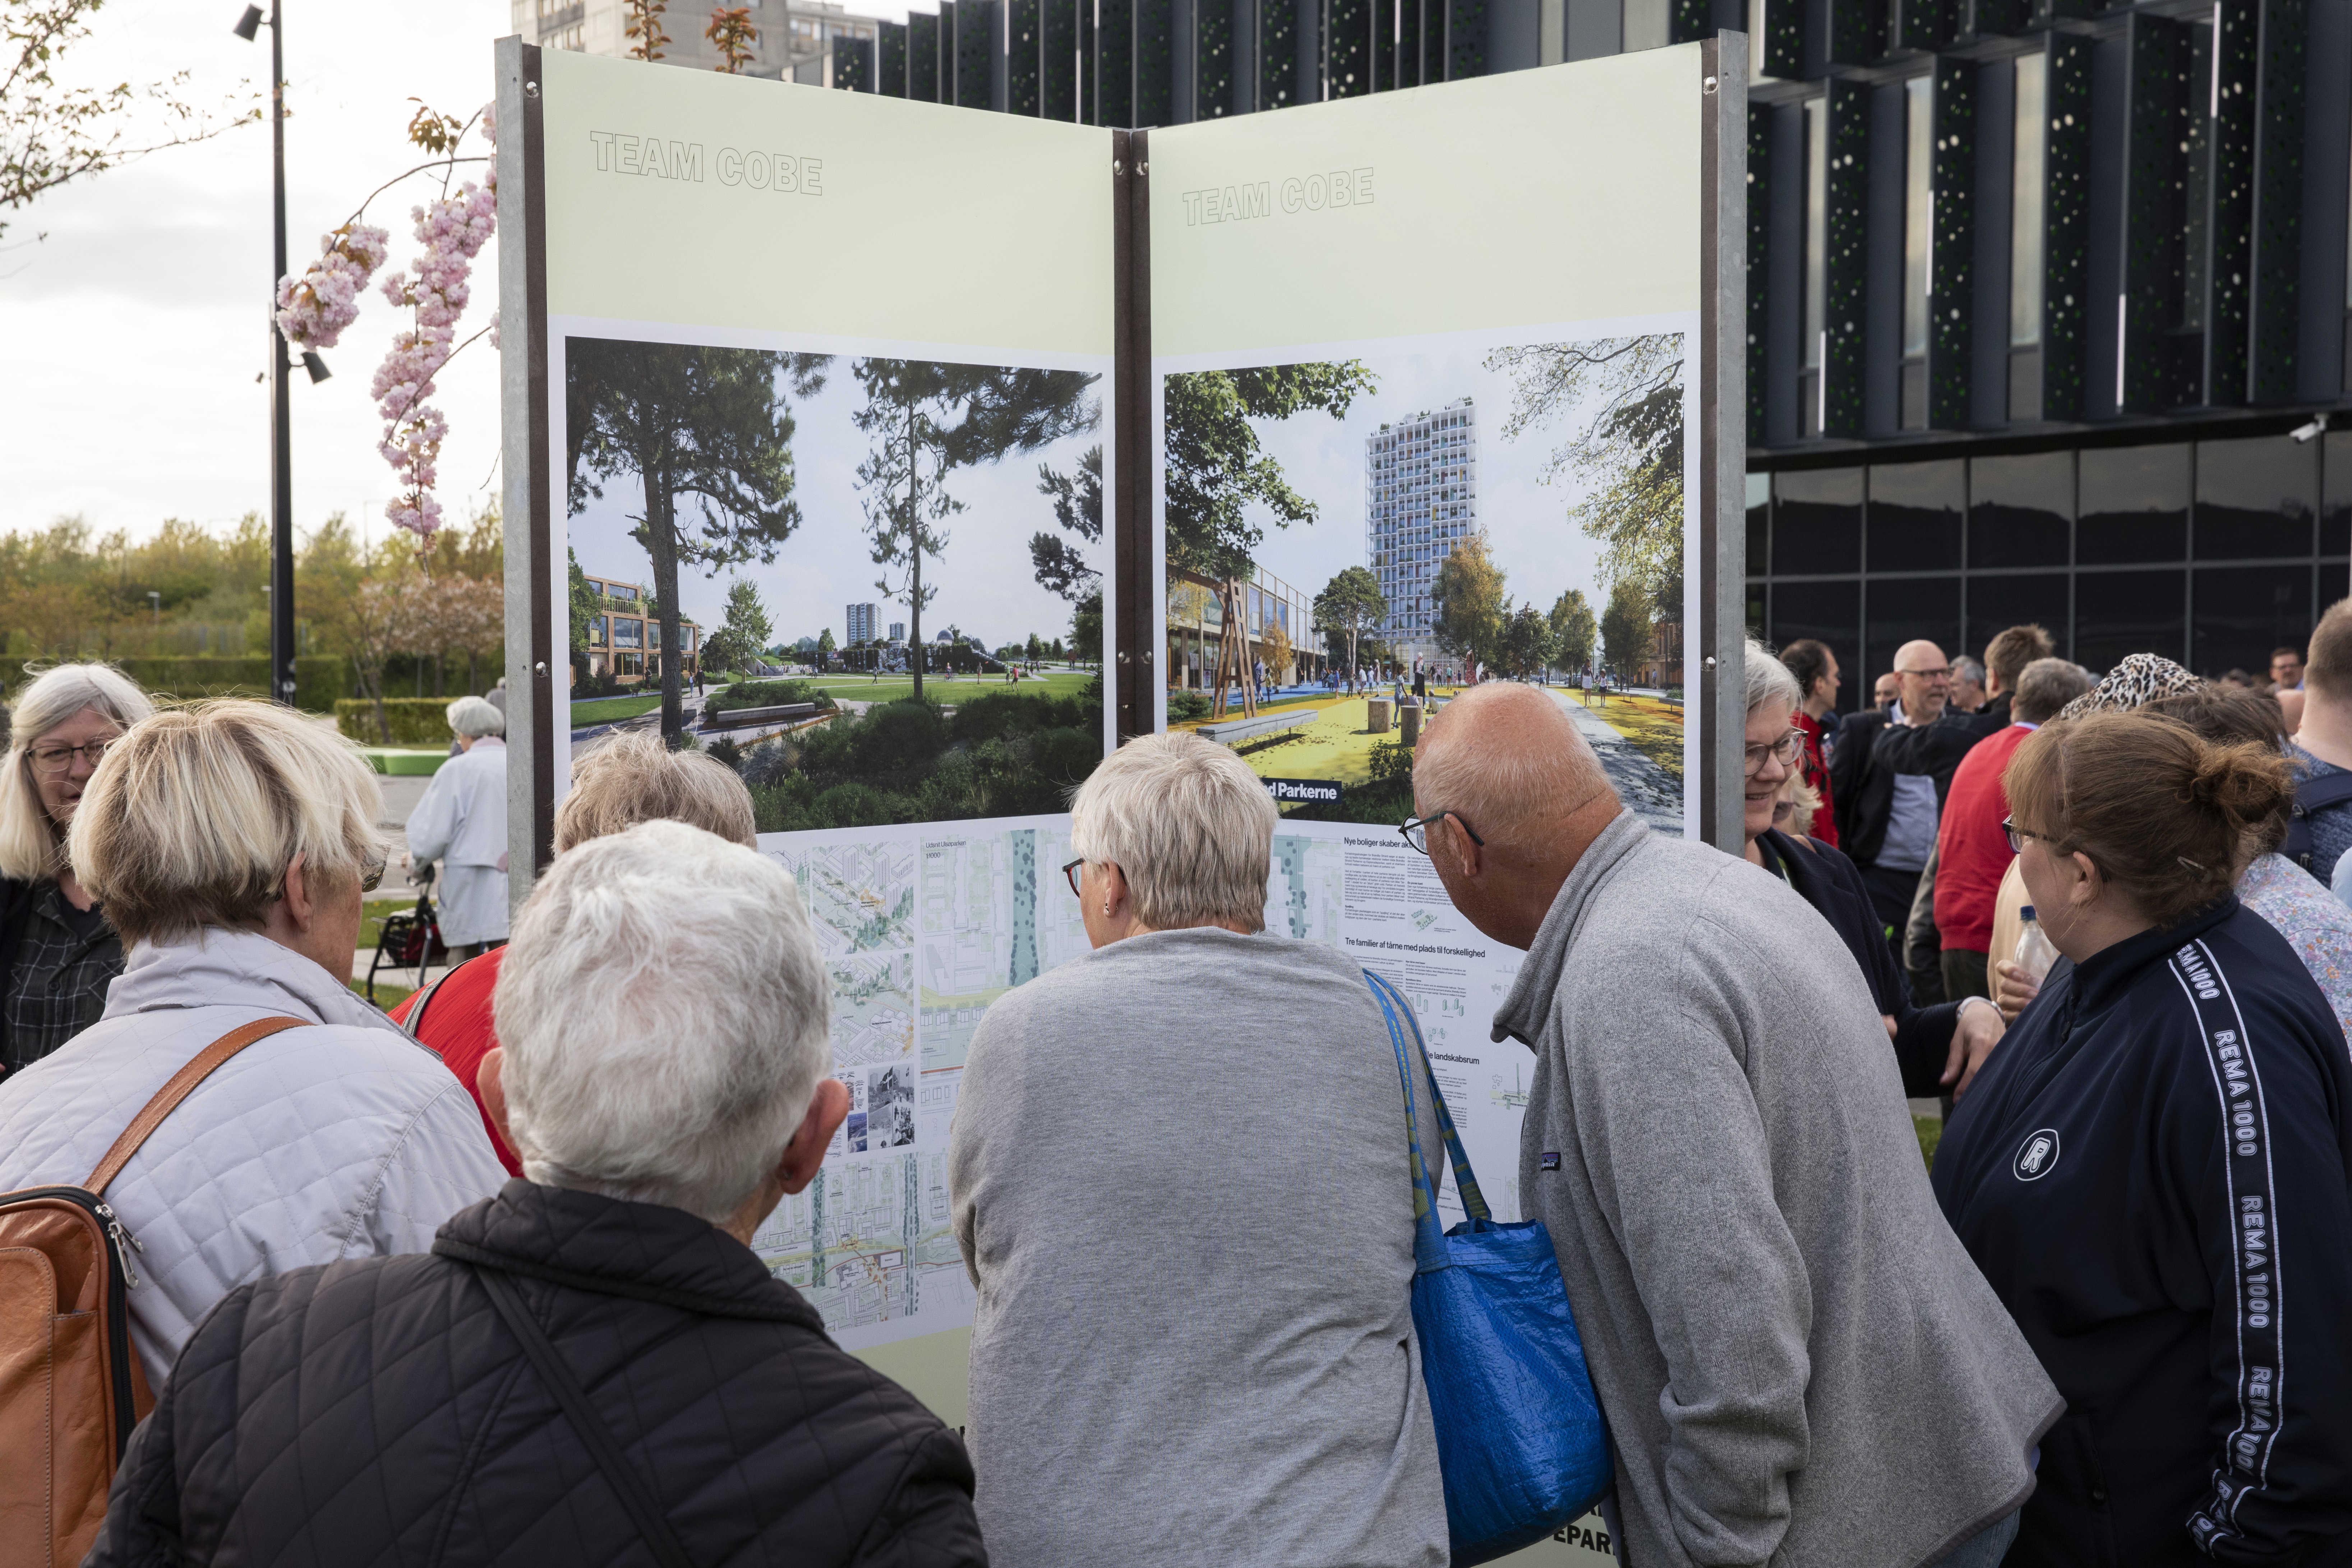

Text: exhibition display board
xmin=498 ymin=35 xmax=1742 ymax=1565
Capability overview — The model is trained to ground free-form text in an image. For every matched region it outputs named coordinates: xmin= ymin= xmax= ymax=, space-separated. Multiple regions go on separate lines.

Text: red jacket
xmin=389 ymin=948 xmax=520 ymax=1176
xmin=1934 ymin=722 xmax=2034 ymax=955
xmin=1793 ymin=709 xmax=1838 ymax=849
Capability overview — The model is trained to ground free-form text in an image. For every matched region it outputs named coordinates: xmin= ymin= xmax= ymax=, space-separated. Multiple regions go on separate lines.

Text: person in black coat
xmin=1934 ymin=712 xmax=2352 ymax=1566
xmin=86 ymin=821 xmax=988 ymax=1568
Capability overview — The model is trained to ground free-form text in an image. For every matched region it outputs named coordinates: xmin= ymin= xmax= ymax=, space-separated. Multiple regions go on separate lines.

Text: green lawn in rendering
xmin=570 ymin=693 xmax=664 ymax=725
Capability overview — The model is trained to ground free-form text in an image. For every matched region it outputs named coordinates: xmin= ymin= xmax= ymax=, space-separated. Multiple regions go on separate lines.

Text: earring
xmin=1102 ymin=903 xmax=1111 ymax=916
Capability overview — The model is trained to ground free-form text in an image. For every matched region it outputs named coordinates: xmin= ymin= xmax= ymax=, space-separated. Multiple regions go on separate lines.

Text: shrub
xmin=707 ymin=678 xmax=832 ymax=716
xmin=1368 ymin=739 xmax=1413 ymax=783
xmin=336 ymin=697 xmax=465 ymax=746
xmin=109 ymin=655 xmax=350 ymax=713
xmin=1168 ymin=689 xmax=1210 ymax=722
xmin=703 ymin=736 xmax=744 ymax=773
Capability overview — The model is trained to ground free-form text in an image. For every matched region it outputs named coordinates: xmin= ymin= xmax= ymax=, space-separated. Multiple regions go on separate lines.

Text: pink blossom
xmin=275 ymin=223 xmax=391 ymax=349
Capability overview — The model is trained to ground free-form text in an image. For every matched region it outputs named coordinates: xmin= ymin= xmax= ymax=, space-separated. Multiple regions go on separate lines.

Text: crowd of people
xmin=0 ymin=612 xmax=2346 ymax=1566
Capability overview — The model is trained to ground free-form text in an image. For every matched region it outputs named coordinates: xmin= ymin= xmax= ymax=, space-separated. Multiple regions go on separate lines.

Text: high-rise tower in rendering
xmin=1364 ymin=398 xmax=1480 ymax=669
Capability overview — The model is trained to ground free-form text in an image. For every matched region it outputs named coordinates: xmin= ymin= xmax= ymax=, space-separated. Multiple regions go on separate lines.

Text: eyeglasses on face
xmin=28 ymin=739 xmax=113 ymax=777
xmin=2001 ymin=817 xmax=2061 ymax=857
xmin=361 ymin=855 xmax=387 ymax=894
xmin=1399 ymin=810 xmax=1484 ymax=856
xmin=1744 ymin=728 xmax=1804 ymax=777
xmin=1062 ymin=857 xmax=1085 ymax=899
xmin=1898 ymin=666 xmax=1951 ymax=681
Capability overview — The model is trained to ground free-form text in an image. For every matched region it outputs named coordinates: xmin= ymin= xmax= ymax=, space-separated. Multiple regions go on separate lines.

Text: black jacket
xmin=1756 ymin=828 xmax=1961 ymax=1095
xmin=1933 ymin=899 xmax=2352 ymax=1567
xmin=1828 ymin=706 xmax=1983 ymax=866
xmin=87 ymin=1181 xmax=988 ymax=1568
xmin=1958 ymin=692 xmax=2014 ymax=740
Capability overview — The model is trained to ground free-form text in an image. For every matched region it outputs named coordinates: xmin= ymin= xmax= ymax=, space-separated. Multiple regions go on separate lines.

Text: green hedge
xmin=108 ymin=656 xmax=350 ymax=713
xmin=336 ymin=698 xmax=466 ymax=746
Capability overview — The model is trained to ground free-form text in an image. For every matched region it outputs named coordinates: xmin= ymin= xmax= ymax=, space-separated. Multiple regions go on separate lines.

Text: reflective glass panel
xmin=1968 ymin=451 xmax=2072 ymax=569
xmin=1768 ymin=580 xmax=1862 ymax=711
xmin=2322 ymin=429 xmax=2352 ymax=556
xmin=1963 ymin=573 xmax=2071 ymax=669
xmin=2074 ymin=568 xmax=2186 ymax=673
xmin=1774 ymin=468 xmax=1863 ymax=575
xmin=2077 ymin=444 xmax=2190 ymax=564
xmin=2192 ymin=566 xmax=2313 ymax=678
xmin=1866 ymin=576 xmax=1963 ymax=703
xmin=1747 ymin=471 xmax=1770 ymax=578
xmin=1868 ymin=460 xmax=1964 ymax=572
xmin=2194 ymin=435 xmax=2315 ymax=560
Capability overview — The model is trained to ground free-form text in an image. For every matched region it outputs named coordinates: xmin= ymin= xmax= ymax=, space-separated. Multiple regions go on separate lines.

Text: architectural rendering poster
xmin=1149 ymin=49 xmax=1711 ymax=1565
xmin=529 ymin=47 xmax=1113 ymax=1370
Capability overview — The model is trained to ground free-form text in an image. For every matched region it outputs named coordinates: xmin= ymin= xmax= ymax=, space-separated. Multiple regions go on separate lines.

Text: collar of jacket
xmin=101 ymin=924 xmax=403 ymax=1033
xmin=1489 ymin=807 xmax=1647 ymax=1047
xmin=432 ymin=1179 xmax=828 ymax=1332
xmin=2065 ymin=894 xmax=2241 ymax=1019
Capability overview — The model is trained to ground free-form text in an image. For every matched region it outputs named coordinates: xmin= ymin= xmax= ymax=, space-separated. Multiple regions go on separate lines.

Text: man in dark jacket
xmin=1830 ymin=639 xmax=1981 ymax=975
xmin=86 ymin=821 xmax=987 ymax=1568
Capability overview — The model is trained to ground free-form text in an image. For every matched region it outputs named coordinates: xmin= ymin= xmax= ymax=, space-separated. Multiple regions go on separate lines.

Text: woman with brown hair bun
xmin=1932 ymin=711 xmax=2352 ymax=1567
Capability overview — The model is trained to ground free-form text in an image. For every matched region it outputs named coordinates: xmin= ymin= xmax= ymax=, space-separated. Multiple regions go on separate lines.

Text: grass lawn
xmin=570 ymin=693 xmax=663 ymax=726
xmin=1914 ymin=1114 xmax=1941 ymax=1170
xmin=1581 ymin=693 xmax=1687 ymax=781
xmin=1174 ymin=695 xmax=1392 ymax=789
xmin=804 ymin=670 xmax=1096 ymax=705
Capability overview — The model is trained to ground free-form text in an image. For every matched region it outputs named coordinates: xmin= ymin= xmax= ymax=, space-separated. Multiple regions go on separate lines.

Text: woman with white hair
xmin=403 ymin=692 xmax=509 ymax=956
xmin=0 ymin=701 xmax=506 ymax=1389
xmin=949 ymin=730 xmax=1447 ymax=1568
xmin=85 ymin=821 xmax=986 ymax=1568
xmin=0 ymin=662 xmax=153 ymax=1071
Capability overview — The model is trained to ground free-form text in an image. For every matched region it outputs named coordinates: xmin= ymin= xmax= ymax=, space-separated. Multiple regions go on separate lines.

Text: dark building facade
xmin=833 ymin=0 xmax=2352 ymax=703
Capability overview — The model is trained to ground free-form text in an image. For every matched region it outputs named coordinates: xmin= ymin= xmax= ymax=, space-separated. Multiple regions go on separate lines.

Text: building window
xmin=1803 ymin=96 xmax=1828 ymax=434
xmin=1903 ymin=75 xmax=1932 ymax=365
xmin=2010 ymin=50 xmax=2047 ymax=351
xmin=589 ymin=615 xmax=608 ymax=648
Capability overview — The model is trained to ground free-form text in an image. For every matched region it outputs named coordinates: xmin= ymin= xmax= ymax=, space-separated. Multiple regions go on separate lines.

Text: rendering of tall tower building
xmin=1364 ymin=398 xmax=1480 ymax=669
xmin=846 ymin=602 xmax=877 ymax=644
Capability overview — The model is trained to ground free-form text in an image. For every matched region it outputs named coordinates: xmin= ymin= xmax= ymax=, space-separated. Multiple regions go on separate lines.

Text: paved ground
xmin=1548 ymin=688 xmax=1684 ymax=835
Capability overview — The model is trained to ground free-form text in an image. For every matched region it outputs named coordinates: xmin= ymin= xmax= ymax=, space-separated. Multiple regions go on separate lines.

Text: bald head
xmin=1891 ymin=639 xmax=1950 ymax=722
xmin=1414 ymin=684 xmax=1617 ymax=848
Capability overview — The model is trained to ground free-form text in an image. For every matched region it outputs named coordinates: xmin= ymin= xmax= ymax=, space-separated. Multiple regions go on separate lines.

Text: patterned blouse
xmin=3 ymin=879 xmax=124 ymax=1073
xmin=2238 ymin=852 xmax=2352 ymax=1051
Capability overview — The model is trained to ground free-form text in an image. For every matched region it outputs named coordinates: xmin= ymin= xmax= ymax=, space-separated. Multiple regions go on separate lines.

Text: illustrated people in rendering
xmin=1410 ymin=683 xmax=2059 ymax=1568
xmin=1934 ymin=712 xmax=2352 ymax=1564
xmin=86 ymin=821 xmax=987 ymax=1568
xmin=950 ymin=730 xmax=1445 ymax=1568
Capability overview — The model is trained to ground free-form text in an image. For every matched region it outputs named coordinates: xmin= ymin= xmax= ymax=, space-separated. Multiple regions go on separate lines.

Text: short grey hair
xmin=446 ymin=695 xmax=504 ymax=739
xmin=2012 ymin=656 xmax=2096 ymax=725
xmin=1070 ymin=730 xmax=1274 ymax=932
xmin=0 ymin=663 xmax=155 ymax=882
xmin=1744 ymin=638 xmax=1803 ymax=719
xmin=1952 ymin=654 xmax=1987 ymax=686
xmin=493 ymin=819 xmax=831 ymax=1223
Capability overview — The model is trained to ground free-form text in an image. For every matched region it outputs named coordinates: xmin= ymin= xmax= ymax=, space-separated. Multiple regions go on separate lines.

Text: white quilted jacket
xmin=0 ymin=927 xmax=507 ymax=1387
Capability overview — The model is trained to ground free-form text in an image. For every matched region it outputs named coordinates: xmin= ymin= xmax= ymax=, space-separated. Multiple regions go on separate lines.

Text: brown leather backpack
xmin=0 ymin=1015 xmax=304 ymax=1566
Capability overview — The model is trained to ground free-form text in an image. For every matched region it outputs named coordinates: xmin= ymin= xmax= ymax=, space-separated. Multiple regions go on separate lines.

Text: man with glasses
xmin=1830 ymin=639 xmax=1983 ymax=977
xmin=1407 ymin=682 xmax=2060 ymax=1568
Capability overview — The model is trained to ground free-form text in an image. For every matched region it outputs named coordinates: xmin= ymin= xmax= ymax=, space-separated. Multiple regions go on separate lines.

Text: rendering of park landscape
xmin=1160 ymin=332 xmax=1691 ymax=830
xmin=564 ymin=336 xmax=1111 ymax=831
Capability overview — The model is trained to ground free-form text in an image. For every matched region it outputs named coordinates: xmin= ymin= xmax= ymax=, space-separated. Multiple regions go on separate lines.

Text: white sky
xmin=0 ymin=2 xmax=923 ymax=550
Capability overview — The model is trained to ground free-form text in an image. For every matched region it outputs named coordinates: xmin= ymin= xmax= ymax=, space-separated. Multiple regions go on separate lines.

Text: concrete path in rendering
xmin=1547 ymin=689 xmax=1685 ymax=835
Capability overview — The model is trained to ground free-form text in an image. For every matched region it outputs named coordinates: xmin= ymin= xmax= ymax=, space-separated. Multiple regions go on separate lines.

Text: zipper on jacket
xmin=15 ymin=1185 xmax=142 ymax=1456
xmin=94 ymin=1200 xmax=144 ymax=1290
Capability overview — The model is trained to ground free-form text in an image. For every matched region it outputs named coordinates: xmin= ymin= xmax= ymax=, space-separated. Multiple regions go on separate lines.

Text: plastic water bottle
xmin=2012 ymin=905 xmax=2058 ymax=985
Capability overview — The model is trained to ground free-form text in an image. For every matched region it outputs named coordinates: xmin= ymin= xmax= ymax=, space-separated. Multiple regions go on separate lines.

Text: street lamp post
xmin=234 ymin=3 xmax=324 ymax=708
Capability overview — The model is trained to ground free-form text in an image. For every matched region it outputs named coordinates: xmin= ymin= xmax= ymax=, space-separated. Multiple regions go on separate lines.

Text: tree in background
xmin=1313 ymin=566 xmax=1386 ymax=684
xmin=1601 ymin=580 xmax=1652 ymax=684
xmin=1549 ymin=587 xmax=1596 ymax=678
xmin=1431 ymin=538 xmax=1508 ymax=677
xmin=702 ymin=578 xmax=773 ymax=673
xmin=1031 ymin=444 xmax=1101 ymax=603
xmin=1261 ymin=618 xmax=1294 ymax=687
xmin=569 ymin=339 xmax=811 ymax=744
xmin=1501 ymin=605 xmax=1554 ymax=681
xmin=1162 ymin=363 xmax=1375 ymax=579
xmin=568 ymin=548 xmax=598 ymax=657
xmin=1486 ymin=336 xmax=1686 ymax=620
xmin=816 ymin=627 xmax=835 ymax=666
xmin=624 ymin=0 xmax=670 ymax=58
xmin=2 ymin=0 xmax=259 ymax=243
xmin=1025 ymin=632 xmax=1043 ymax=663
xmin=706 ymin=6 xmax=757 ymax=70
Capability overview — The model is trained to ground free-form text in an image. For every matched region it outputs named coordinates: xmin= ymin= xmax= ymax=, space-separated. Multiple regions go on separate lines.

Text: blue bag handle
xmin=1365 ymin=969 xmax=1492 ymax=1272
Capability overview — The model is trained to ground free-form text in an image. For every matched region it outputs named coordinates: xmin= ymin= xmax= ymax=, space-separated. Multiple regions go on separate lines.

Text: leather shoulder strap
xmin=86 ymin=1016 xmax=308 ymax=1195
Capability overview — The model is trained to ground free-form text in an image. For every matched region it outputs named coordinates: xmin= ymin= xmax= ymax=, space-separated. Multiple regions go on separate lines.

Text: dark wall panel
xmin=2078 ymin=442 xmax=2190 ymax=562
xmin=1869 ymin=459 xmax=1965 ymax=571
xmin=1776 ymin=467 xmax=1866 ymax=574
xmin=1970 ymin=450 xmax=2074 ymax=568
xmin=1930 ymin=55 xmax=1975 ymax=430
xmin=2076 ymin=567 xmax=2187 ymax=669
xmin=1009 ymin=0 xmax=1043 ymax=112
xmin=1770 ymin=580 xmax=1866 ymax=710
xmin=2194 ymin=563 xmax=2315 ymax=672
xmin=1963 ymin=571 xmax=2072 ymax=666
xmin=1825 ymin=80 xmax=1873 ymax=438
xmin=2196 ymin=433 xmax=2318 ymax=557
xmin=1867 ymin=575 xmax=1965 ymax=690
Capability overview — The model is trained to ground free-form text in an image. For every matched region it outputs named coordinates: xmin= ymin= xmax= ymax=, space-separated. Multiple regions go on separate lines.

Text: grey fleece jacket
xmin=1495 ymin=811 xmax=2061 ymax=1568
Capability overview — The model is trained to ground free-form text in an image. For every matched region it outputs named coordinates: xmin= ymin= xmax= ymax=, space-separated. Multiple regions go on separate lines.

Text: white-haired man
xmin=1410 ymin=684 xmax=2060 ymax=1568
xmin=85 ymin=820 xmax=986 ymax=1568
xmin=951 ymin=730 xmax=1447 ymax=1568
xmin=403 ymin=693 xmax=509 ymax=957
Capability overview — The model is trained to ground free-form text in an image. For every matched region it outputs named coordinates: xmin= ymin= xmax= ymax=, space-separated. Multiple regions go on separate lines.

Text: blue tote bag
xmin=1365 ymin=970 xmax=1612 ymax=1565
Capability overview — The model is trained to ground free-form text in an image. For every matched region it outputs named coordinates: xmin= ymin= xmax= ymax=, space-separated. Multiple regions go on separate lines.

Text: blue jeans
xmin=1939 ymin=1510 xmax=2020 ymax=1568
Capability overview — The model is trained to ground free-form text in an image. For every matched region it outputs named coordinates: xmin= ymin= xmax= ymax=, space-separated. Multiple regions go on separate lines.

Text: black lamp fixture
xmin=231 ymin=5 xmax=262 ymax=40
xmin=231 ymin=1 xmax=300 ymax=708
xmin=300 ymin=350 xmax=330 ymax=384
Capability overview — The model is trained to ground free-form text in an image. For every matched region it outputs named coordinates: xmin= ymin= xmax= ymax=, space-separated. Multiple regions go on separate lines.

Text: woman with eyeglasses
xmin=0 ymin=701 xmax=505 ymax=1391
xmin=1738 ymin=640 xmax=2007 ymax=1098
xmin=1932 ymin=711 xmax=2352 ymax=1566
xmin=0 ymin=663 xmax=153 ymax=1072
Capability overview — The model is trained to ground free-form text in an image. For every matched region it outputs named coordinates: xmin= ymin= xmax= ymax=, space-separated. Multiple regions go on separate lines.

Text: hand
xmin=1882 ymin=1013 xmax=1900 ymax=1041
xmin=1942 ymin=997 xmax=2007 ymax=1100
xmin=1992 ymin=958 xmax=2041 ymax=1023
xmin=401 ymin=852 xmax=413 ymax=875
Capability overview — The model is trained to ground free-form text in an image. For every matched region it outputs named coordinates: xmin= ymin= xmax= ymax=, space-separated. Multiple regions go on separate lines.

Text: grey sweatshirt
xmin=949 ymin=926 xmax=1447 ymax=1568
xmin=1495 ymin=812 xmax=2061 ymax=1568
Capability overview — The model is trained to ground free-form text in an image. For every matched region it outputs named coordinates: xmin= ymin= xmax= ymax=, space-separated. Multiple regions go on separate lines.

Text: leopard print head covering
xmin=2053 ymin=652 xmax=2205 ymax=720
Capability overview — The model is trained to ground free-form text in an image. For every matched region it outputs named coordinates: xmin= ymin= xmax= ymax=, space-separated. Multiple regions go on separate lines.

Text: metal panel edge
xmin=1705 ymin=33 xmax=1748 ymax=852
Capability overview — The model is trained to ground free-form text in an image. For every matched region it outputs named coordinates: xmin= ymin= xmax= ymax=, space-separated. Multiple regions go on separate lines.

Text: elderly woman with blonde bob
xmin=85 ymin=821 xmax=987 ymax=1568
xmin=948 ymin=730 xmax=1447 ymax=1568
xmin=403 ymin=692 xmax=509 ymax=956
xmin=393 ymin=726 xmax=760 ymax=1175
xmin=0 ymin=701 xmax=505 ymax=1388
xmin=0 ymin=662 xmax=153 ymax=1070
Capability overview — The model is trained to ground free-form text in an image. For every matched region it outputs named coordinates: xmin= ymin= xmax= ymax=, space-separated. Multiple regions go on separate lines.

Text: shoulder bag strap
xmin=1371 ymin=971 xmax=1493 ymax=1225
xmin=1365 ymin=971 xmax=1493 ymax=1277
xmin=474 ymin=1264 xmax=697 ymax=1568
xmin=400 ymin=953 xmax=472 ymax=1041
xmin=85 ymin=1016 xmax=308 ymax=1195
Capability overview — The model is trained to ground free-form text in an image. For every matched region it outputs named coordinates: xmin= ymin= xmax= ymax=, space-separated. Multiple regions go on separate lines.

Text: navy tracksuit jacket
xmin=1934 ymin=896 xmax=2352 ymax=1566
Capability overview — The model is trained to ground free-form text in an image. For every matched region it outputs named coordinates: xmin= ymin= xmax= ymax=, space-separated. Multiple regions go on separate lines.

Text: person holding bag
xmin=950 ymin=731 xmax=1447 ymax=1568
